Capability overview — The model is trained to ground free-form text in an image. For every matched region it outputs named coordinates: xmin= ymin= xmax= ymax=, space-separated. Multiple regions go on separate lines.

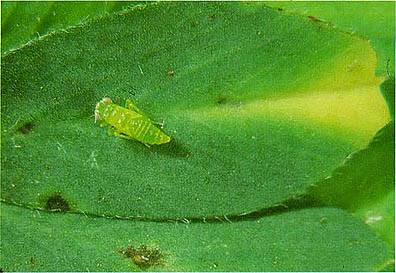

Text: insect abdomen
xmin=107 ymin=107 xmax=170 ymax=145
xmin=125 ymin=119 xmax=170 ymax=144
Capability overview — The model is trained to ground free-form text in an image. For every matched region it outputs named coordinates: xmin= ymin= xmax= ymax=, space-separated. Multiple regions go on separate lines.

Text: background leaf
xmin=1 ymin=203 xmax=392 ymax=271
xmin=380 ymin=77 xmax=395 ymax=121
xmin=309 ymin=121 xmax=395 ymax=246
xmin=264 ymin=1 xmax=395 ymax=76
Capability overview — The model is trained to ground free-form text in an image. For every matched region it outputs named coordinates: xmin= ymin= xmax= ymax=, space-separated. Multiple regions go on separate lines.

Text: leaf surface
xmin=1 ymin=2 xmax=389 ymax=219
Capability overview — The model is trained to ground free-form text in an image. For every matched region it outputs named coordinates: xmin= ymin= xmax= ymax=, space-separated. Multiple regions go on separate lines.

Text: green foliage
xmin=309 ymin=122 xmax=395 ymax=246
xmin=1 ymin=2 xmax=394 ymax=271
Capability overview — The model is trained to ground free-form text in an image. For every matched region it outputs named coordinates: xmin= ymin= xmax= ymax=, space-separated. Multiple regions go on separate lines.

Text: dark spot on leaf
xmin=17 ymin=122 xmax=34 ymax=134
xmin=44 ymin=193 xmax=70 ymax=212
xmin=216 ymin=95 xmax=228 ymax=105
xmin=119 ymin=245 xmax=164 ymax=270
xmin=30 ymin=256 xmax=37 ymax=267
xmin=319 ymin=217 xmax=328 ymax=224
xmin=167 ymin=69 xmax=175 ymax=77
xmin=190 ymin=20 xmax=198 ymax=28
xmin=348 ymin=239 xmax=362 ymax=246
xmin=209 ymin=14 xmax=216 ymax=20
xmin=97 ymin=195 xmax=106 ymax=202
xmin=277 ymin=7 xmax=284 ymax=11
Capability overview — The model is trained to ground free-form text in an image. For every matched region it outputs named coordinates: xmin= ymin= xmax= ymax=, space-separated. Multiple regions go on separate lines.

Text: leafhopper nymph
xmin=95 ymin=97 xmax=171 ymax=145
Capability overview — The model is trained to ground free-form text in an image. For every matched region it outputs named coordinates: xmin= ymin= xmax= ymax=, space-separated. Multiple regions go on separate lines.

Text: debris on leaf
xmin=119 ymin=244 xmax=164 ymax=269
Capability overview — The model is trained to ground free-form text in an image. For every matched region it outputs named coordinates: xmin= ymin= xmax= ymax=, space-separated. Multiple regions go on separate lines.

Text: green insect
xmin=95 ymin=97 xmax=171 ymax=145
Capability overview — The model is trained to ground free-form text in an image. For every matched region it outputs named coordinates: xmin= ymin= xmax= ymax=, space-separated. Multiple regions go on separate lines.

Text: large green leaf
xmin=1 ymin=2 xmax=389 ymax=219
xmin=0 ymin=203 xmax=392 ymax=271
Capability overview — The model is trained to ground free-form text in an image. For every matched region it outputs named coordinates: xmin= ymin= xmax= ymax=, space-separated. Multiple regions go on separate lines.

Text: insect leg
xmin=113 ymin=129 xmax=151 ymax=148
xmin=115 ymin=131 xmax=134 ymax=140
xmin=107 ymin=126 xmax=133 ymax=140
xmin=151 ymin=119 xmax=164 ymax=129
xmin=116 ymin=130 xmax=151 ymax=148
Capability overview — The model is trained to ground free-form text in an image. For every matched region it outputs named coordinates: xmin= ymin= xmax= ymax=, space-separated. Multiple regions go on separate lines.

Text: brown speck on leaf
xmin=216 ymin=95 xmax=228 ymax=105
xmin=348 ymin=239 xmax=362 ymax=246
xmin=319 ymin=217 xmax=328 ymax=224
xmin=30 ymin=256 xmax=37 ymax=267
xmin=17 ymin=122 xmax=34 ymax=134
xmin=308 ymin=15 xmax=321 ymax=22
xmin=167 ymin=69 xmax=175 ymax=77
xmin=191 ymin=20 xmax=199 ymax=28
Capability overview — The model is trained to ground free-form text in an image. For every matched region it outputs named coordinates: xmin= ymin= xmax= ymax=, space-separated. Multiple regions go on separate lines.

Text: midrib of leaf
xmin=181 ymin=86 xmax=389 ymax=148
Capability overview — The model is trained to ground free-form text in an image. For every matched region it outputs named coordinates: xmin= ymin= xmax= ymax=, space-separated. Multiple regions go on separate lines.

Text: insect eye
xmin=102 ymin=97 xmax=113 ymax=104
